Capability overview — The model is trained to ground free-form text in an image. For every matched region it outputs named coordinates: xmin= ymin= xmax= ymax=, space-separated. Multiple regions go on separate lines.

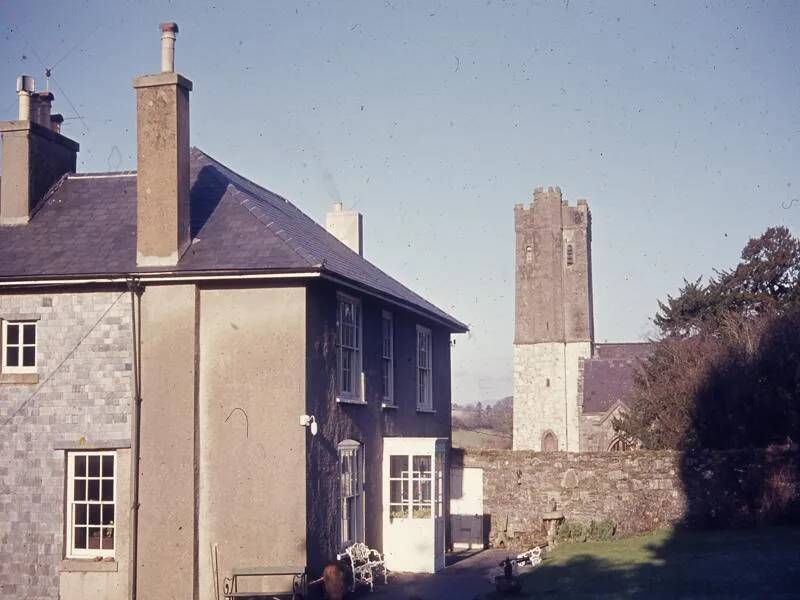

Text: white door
xmin=382 ymin=438 xmax=447 ymax=573
xmin=450 ymin=466 xmax=484 ymax=549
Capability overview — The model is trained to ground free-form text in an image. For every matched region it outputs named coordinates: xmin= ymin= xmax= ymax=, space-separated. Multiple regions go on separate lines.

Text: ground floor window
xmin=338 ymin=439 xmax=365 ymax=547
xmin=389 ymin=454 xmax=434 ymax=520
xmin=66 ymin=451 xmax=116 ymax=558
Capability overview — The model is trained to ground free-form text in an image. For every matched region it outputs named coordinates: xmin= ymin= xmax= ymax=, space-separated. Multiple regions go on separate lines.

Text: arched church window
xmin=566 ymin=244 xmax=574 ymax=266
xmin=542 ymin=431 xmax=558 ymax=452
xmin=608 ymin=437 xmax=629 ymax=452
xmin=525 ymin=246 xmax=533 ymax=263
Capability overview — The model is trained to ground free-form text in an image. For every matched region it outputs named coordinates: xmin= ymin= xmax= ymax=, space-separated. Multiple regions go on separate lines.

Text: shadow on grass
xmin=495 ymin=525 xmax=800 ymax=599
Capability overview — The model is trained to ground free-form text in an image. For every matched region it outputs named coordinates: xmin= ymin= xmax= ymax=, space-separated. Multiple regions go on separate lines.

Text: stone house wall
xmin=0 ymin=289 xmax=133 ymax=600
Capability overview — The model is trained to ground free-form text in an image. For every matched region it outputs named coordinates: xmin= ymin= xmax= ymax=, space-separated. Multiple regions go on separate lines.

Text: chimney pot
xmin=31 ymin=92 xmax=54 ymax=128
xmin=159 ymin=22 xmax=179 ymax=73
xmin=16 ymin=75 xmax=34 ymax=121
xmin=50 ymin=113 xmax=64 ymax=134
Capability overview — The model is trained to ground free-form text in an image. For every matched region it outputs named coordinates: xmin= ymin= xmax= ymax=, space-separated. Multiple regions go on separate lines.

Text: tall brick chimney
xmin=0 ymin=76 xmax=79 ymax=226
xmin=133 ymin=22 xmax=192 ymax=267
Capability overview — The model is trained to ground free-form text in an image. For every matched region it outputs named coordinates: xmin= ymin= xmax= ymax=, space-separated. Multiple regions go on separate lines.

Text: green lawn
xmin=487 ymin=526 xmax=800 ymax=599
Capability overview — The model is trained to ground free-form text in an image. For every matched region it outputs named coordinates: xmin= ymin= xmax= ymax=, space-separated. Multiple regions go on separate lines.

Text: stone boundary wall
xmin=453 ymin=448 xmax=800 ymax=546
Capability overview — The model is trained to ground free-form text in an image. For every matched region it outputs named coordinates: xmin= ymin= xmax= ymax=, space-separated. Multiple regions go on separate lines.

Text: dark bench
xmin=223 ymin=565 xmax=307 ymax=599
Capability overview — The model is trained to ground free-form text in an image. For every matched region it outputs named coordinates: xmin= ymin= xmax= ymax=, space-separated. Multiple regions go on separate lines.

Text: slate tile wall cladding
xmin=455 ymin=448 xmax=800 ymax=545
xmin=0 ymin=290 xmax=132 ymax=600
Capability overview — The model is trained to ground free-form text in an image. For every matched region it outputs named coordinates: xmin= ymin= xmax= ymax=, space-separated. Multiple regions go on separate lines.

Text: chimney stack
xmin=133 ymin=22 xmax=192 ymax=266
xmin=326 ymin=202 xmax=364 ymax=256
xmin=1 ymin=75 xmax=79 ymax=225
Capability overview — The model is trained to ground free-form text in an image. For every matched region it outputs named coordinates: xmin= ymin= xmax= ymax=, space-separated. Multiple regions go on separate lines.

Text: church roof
xmin=582 ymin=342 xmax=654 ymax=414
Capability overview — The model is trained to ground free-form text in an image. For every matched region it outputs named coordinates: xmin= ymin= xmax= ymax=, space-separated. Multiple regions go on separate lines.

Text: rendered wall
xmin=0 ymin=289 xmax=132 ymax=600
xmin=304 ymin=280 xmax=452 ymax=577
xmin=136 ymin=284 xmax=198 ymax=600
xmin=198 ymin=286 xmax=307 ymax=598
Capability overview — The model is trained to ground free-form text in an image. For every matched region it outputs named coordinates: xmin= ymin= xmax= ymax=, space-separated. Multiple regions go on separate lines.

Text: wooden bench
xmin=223 ymin=565 xmax=307 ymax=599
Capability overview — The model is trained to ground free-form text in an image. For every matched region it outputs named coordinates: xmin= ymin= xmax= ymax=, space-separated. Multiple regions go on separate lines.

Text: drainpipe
xmin=127 ymin=278 xmax=144 ymax=600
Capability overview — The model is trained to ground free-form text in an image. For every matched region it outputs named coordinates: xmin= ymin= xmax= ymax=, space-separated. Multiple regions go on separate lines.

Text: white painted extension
xmin=381 ymin=437 xmax=447 ymax=573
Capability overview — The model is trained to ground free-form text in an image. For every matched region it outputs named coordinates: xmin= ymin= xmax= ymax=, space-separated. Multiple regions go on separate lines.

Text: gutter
xmin=0 ymin=269 xmax=320 ymax=288
xmin=0 ymin=268 xmax=468 ymax=333
xmin=126 ymin=278 xmax=144 ymax=600
xmin=318 ymin=272 xmax=469 ymax=333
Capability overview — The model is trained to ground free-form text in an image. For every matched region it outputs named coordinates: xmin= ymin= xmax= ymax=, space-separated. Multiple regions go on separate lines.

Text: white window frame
xmin=338 ymin=439 xmax=365 ymax=547
xmin=66 ymin=451 xmax=117 ymax=559
xmin=2 ymin=320 xmax=37 ymax=374
xmin=416 ymin=325 xmax=433 ymax=412
xmin=381 ymin=311 xmax=394 ymax=406
xmin=336 ymin=293 xmax=363 ymax=403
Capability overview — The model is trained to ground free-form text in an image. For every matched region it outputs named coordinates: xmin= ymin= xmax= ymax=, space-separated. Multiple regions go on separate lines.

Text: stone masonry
xmin=0 ymin=290 xmax=133 ymax=600
xmin=513 ymin=187 xmax=593 ymax=451
xmin=455 ymin=448 xmax=800 ymax=546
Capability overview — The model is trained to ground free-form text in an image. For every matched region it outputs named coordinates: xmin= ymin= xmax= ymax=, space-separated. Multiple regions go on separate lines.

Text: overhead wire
xmin=19 ymin=27 xmax=94 ymax=131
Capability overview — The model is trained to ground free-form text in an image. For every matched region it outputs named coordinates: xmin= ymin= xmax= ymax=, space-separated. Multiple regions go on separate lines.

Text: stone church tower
xmin=513 ymin=187 xmax=594 ymax=451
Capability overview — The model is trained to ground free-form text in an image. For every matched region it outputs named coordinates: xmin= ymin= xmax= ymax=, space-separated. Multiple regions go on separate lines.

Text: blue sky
xmin=1 ymin=1 xmax=798 ymax=405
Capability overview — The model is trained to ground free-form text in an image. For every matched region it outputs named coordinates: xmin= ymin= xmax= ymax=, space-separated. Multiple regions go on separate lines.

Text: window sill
xmin=381 ymin=402 xmax=398 ymax=409
xmin=60 ymin=558 xmax=117 ymax=573
xmin=0 ymin=372 xmax=38 ymax=385
xmin=336 ymin=397 xmax=367 ymax=406
xmin=416 ymin=407 xmax=436 ymax=414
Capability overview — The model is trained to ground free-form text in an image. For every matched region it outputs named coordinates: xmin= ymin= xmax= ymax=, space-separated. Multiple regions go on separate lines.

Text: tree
xmin=652 ymin=227 xmax=800 ymax=339
xmin=616 ymin=227 xmax=800 ymax=450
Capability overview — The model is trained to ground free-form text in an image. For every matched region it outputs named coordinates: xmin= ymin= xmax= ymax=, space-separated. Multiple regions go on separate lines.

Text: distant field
xmin=452 ymin=427 xmax=512 ymax=450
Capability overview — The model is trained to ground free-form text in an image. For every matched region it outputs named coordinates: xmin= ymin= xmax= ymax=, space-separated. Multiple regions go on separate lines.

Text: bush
xmin=557 ymin=519 xmax=616 ymax=543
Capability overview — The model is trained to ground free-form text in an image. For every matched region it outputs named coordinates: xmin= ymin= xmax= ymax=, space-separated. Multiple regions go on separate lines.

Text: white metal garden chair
xmin=339 ymin=542 xmax=388 ymax=592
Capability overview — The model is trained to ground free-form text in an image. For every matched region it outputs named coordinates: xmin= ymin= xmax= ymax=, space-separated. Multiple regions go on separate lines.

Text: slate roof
xmin=582 ymin=342 xmax=654 ymax=414
xmin=0 ymin=147 xmax=467 ymax=332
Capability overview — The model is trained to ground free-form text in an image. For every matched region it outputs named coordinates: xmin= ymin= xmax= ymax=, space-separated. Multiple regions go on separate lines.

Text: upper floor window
xmin=566 ymin=244 xmax=574 ymax=266
xmin=525 ymin=246 xmax=533 ymax=263
xmin=338 ymin=439 xmax=365 ymax=547
xmin=66 ymin=451 xmax=116 ymax=558
xmin=2 ymin=320 xmax=37 ymax=373
xmin=381 ymin=312 xmax=394 ymax=405
xmin=337 ymin=294 xmax=362 ymax=402
xmin=416 ymin=326 xmax=433 ymax=411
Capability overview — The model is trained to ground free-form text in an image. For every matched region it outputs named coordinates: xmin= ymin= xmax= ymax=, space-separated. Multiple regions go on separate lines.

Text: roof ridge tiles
xmin=229 ymin=186 xmax=321 ymax=268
